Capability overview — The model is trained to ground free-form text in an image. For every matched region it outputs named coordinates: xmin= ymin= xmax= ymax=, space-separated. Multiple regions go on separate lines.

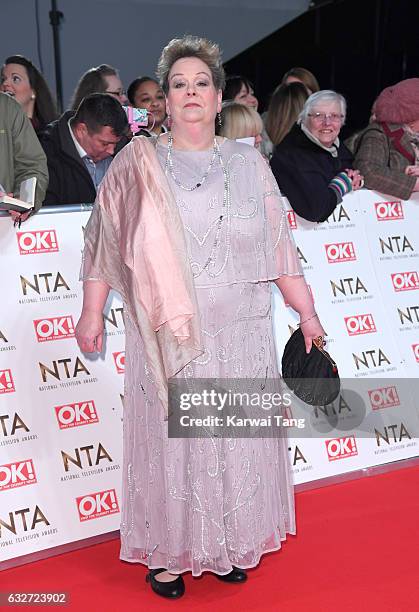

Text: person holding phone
xmin=127 ymin=76 xmax=167 ymax=136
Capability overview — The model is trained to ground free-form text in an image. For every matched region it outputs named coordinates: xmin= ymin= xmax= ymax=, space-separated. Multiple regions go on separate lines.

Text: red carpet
xmin=2 ymin=465 xmax=419 ymax=611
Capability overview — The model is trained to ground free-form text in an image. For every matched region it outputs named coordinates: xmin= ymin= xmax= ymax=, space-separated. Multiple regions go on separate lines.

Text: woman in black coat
xmin=270 ymin=90 xmax=363 ymax=222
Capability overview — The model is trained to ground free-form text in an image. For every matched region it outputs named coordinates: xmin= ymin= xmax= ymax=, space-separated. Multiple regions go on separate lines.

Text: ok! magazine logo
xmin=55 ymin=400 xmax=99 ymax=429
xmin=325 ymin=436 xmax=358 ymax=461
xmin=113 ymin=352 xmax=125 ymax=374
xmin=325 ymin=242 xmax=356 ymax=263
xmin=375 ymin=201 xmax=404 ymax=221
xmin=17 ymin=229 xmax=59 ymax=255
xmin=0 ymin=369 xmax=15 ymax=394
xmin=33 ymin=316 xmax=75 ymax=342
xmin=344 ymin=314 xmax=376 ymax=336
xmin=391 ymin=272 xmax=419 ymax=292
xmin=368 ymin=386 xmax=400 ymax=410
xmin=287 ymin=210 xmax=297 ymax=230
xmin=76 ymin=489 xmax=119 ymax=522
xmin=0 ymin=459 xmax=37 ymax=492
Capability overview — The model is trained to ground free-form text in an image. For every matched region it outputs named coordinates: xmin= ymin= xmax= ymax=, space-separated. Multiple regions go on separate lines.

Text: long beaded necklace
xmin=165 ymin=132 xmax=218 ymax=191
xmin=164 ymin=132 xmax=231 ymax=278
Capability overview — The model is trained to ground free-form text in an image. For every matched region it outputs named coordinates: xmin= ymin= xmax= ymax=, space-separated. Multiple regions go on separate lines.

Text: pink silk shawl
xmin=81 ymin=136 xmax=203 ymax=414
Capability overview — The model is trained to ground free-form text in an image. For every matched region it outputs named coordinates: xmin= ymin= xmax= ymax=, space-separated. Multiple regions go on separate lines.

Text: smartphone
xmin=122 ymin=106 xmax=148 ymax=134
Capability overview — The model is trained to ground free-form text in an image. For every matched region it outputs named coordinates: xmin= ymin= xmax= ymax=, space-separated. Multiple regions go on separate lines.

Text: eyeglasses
xmin=106 ymin=89 xmax=126 ymax=97
xmin=308 ymin=112 xmax=344 ymax=123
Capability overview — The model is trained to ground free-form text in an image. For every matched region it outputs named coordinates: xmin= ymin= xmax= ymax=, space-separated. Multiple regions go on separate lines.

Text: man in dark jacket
xmin=39 ymin=93 xmax=128 ymax=205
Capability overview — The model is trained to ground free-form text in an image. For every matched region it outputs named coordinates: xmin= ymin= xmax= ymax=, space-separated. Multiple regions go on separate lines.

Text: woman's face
xmin=254 ymin=131 xmax=263 ymax=148
xmin=166 ymin=57 xmax=221 ymax=129
xmin=306 ymin=100 xmax=343 ymax=147
xmin=133 ymin=80 xmax=166 ymax=127
xmin=0 ymin=63 xmax=35 ymax=115
xmin=234 ymin=82 xmax=258 ymax=110
xmin=104 ymin=74 xmax=128 ymax=105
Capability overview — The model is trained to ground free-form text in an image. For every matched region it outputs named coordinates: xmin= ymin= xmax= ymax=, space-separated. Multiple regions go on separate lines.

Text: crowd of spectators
xmin=1 ymin=51 xmax=418 ymax=225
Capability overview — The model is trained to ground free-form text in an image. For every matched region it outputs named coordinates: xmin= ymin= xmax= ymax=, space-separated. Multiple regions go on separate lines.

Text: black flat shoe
xmin=216 ymin=566 xmax=247 ymax=583
xmin=146 ymin=568 xmax=185 ymax=599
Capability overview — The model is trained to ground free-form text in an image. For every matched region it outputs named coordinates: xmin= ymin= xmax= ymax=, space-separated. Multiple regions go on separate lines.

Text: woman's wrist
xmin=329 ymin=172 xmax=353 ymax=200
xmin=298 ymin=312 xmax=318 ymax=326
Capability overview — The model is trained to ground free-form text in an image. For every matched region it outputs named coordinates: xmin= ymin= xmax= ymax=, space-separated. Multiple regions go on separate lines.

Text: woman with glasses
xmin=70 ymin=64 xmax=128 ymax=110
xmin=270 ymin=90 xmax=363 ymax=222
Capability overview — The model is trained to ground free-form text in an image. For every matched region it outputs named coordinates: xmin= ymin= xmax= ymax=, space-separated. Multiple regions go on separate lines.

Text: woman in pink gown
xmin=75 ymin=35 xmax=324 ymax=599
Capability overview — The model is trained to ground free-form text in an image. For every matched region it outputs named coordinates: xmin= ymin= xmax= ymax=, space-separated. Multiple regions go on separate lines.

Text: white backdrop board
xmin=1 ymin=191 xmax=419 ymax=565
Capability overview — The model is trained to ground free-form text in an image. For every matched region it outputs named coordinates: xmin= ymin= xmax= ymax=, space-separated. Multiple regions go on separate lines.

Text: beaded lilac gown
xmin=118 ymin=139 xmax=302 ymax=576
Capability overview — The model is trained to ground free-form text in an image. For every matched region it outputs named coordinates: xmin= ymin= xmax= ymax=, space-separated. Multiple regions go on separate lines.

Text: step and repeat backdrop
xmin=1 ymin=190 xmax=419 ymax=565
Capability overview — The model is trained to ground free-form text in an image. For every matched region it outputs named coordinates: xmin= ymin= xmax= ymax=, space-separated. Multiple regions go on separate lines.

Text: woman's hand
xmin=10 ymin=210 xmax=32 ymax=224
xmin=299 ymin=314 xmax=326 ymax=354
xmin=405 ymin=165 xmax=419 ymax=177
xmin=345 ymin=168 xmax=364 ymax=190
xmin=75 ymin=310 xmax=104 ymax=353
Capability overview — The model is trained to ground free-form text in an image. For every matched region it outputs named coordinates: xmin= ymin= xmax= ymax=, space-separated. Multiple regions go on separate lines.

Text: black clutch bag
xmin=281 ymin=327 xmax=340 ymax=406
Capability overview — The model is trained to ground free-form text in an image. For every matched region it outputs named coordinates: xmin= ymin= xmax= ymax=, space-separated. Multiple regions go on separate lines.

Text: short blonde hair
xmin=157 ymin=35 xmax=225 ymax=94
xmin=217 ymin=102 xmax=263 ymax=139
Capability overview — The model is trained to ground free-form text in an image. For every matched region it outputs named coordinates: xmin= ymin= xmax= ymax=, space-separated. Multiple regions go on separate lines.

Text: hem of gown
xmin=119 ymin=529 xmax=296 ymax=577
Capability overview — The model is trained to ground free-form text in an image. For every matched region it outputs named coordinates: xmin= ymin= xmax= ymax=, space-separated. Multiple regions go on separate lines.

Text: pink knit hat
xmin=375 ymin=78 xmax=419 ymax=124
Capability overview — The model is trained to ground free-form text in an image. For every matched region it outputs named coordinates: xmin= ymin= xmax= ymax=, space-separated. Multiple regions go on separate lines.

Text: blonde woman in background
xmin=217 ymin=101 xmax=263 ymax=149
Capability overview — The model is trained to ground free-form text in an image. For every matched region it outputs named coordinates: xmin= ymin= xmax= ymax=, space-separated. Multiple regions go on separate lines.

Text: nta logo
xmin=330 ymin=277 xmax=367 ymax=297
xmin=375 ymin=423 xmax=411 ymax=446
xmin=20 ymin=272 xmax=70 ymax=295
xmin=0 ymin=413 xmax=29 ymax=437
xmin=0 ymin=506 xmax=49 ymax=537
xmin=17 ymin=230 xmax=58 ymax=255
xmin=379 ymin=235 xmax=413 ymax=254
xmin=61 ymin=443 xmax=112 ymax=472
xmin=352 ymin=349 xmax=390 ymax=370
xmin=39 ymin=357 xmax=90 ymax=382
xmin=326 ymin=204 xmax=350 ymax=223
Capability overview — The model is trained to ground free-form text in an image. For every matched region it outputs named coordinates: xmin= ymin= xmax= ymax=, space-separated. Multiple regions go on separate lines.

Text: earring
xmin=217 ymin=112 xmax=222 ymax=127
xmin=31 ymin=93 xmax=35 ymax=100
xmin=167 ymin=113 xmax=172 ymax=128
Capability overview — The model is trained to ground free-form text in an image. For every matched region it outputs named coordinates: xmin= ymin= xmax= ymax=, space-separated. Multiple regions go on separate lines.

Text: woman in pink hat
xmin=354 ymin=78 xmax=419 ymax=200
